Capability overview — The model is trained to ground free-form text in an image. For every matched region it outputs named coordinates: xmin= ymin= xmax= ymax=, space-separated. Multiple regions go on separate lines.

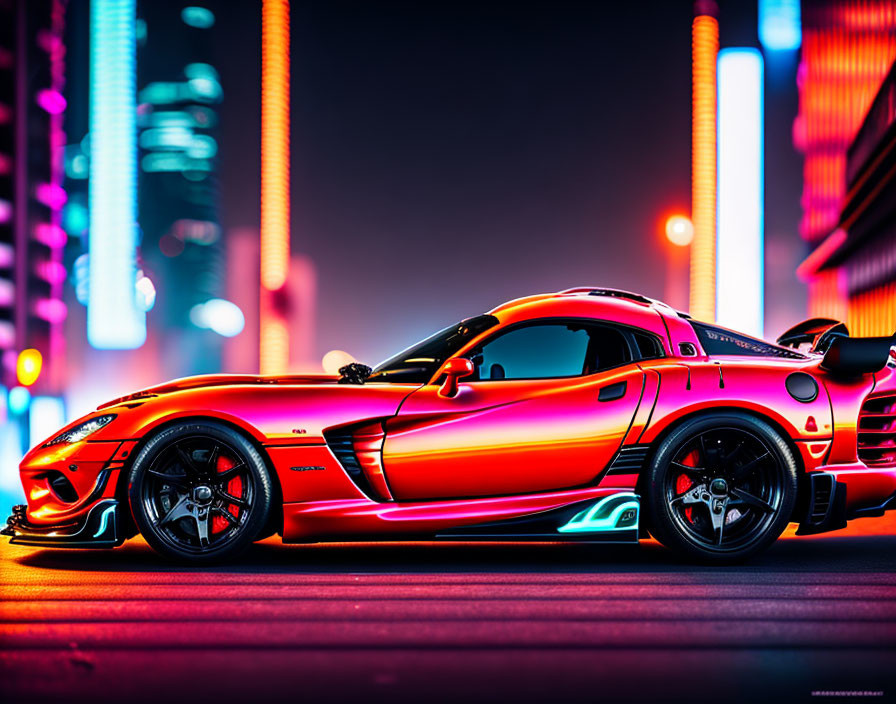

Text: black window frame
xmin=448 ymin=317 xmax=666 ymax=383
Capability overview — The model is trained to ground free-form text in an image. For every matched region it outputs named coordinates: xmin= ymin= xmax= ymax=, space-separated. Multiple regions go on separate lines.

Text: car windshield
xmin=368 ymin=314 xmax=499 ymax=383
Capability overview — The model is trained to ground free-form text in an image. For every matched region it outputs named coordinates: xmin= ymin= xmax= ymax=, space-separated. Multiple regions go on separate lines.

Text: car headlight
xmin=44 ymin=414 xmax=117 ymax=446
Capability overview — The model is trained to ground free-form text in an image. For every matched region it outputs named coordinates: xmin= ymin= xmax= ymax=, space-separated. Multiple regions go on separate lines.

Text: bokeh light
xmin=16 ymin=349 xmax=43 ymax=387
xmin=322 ymin=350 xmax=358 ymax=375
xmin=8 ymin=386 xmax=31 ymax=415
xmin=664 ymin=215 xmax=694 ymax=247
xmin=190 ymin=299 xmax=246 ymax=337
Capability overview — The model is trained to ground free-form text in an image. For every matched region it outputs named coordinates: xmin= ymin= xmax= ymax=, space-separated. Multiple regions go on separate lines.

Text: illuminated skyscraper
xmin=135 ymin=2 xmax=226 ymax=377
xmin=0 ymin=0 xmax=68 ymax=393
xmin=794 ymin=0 xmax=896 ymax=326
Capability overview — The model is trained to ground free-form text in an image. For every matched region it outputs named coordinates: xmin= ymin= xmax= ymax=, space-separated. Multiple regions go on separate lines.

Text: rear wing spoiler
xmin=821 ymin=335 xmax=896 ymax=376
xmin=779 ymin=318 xmax=895 ymax=376
xmin=777 ymin=318 xmax=849 ymax=353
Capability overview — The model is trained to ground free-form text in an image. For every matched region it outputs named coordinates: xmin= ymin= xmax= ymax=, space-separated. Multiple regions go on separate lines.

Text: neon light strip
xmin=558 ymin=494 xmax=640 ymax=534
xmin=261 ymin=0 xmax=290 ymax=291
xmin=88 ymin=0 xmax=145 ymax=349
xmin=47 ymin=0 xmax=67 ymax=385
xmin=93 ymin=504 xmax=116 ymax=538
xmin=689 ymin=11 xmax=718 ymax=322
xmin=716 ymin=49 xmax=764 ymax=338
xmin=260 ymin=0 xmax=291 ymax=374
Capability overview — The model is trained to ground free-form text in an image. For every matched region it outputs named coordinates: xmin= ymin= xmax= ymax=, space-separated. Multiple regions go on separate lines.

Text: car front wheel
xmin=127 ymin=421 xmax=274 ymax=563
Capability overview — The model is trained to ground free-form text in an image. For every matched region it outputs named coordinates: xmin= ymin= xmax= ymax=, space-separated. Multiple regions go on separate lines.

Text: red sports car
xmin=5 ymin=288 xmax=896 ymax=563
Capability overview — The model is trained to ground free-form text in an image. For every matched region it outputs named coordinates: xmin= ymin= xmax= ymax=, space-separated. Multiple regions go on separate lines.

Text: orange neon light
xmin=261 ymin=0 xmax=290 ymax=291
xmin=260 ymin=0 xmax=291 ymax=374
xmin=259 ymin=311 xmax=289 ymax=377
xmin=689 ymin=10 xmax=718 ymax=322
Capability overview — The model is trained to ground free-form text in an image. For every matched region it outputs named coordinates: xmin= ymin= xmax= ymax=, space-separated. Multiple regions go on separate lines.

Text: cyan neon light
xmin=7 ymin=386 xmax=30 ymax=415
xmin=758 ymin=0 xmax=801 ymax=52
xmin=93 ymin=504 xmax=117 ymax=538
xmin=182 ymin=6 xmax=215 ymax=29
xmin=558 ymin=494 xmax=639 ymax=534
xmin=716 ymin=49 xmax=764 ymax=338
xmin=88 ymin=0 xmax=145 ymax=349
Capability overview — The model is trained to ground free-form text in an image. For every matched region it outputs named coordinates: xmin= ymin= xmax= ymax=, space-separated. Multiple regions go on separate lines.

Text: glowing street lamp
xmin=665 ymin=215 xmax=695 ymax=247
xmin=662 ymin=215 xmax=693 ymax=313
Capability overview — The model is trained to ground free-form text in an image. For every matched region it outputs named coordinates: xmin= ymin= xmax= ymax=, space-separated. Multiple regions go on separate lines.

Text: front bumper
xmin=1 ymin=499 xmax=123 ymax=548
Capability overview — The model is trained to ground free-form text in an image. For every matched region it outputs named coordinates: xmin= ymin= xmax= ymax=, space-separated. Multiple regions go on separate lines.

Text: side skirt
xmin=435 ymin=493 xmax=640 ymax=543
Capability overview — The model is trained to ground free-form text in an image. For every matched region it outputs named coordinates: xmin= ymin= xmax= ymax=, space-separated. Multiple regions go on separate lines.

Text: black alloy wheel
xmin=128 ymin=421 xmax=274 ymax=563
xmin=645 ymin=413 xmax=798 ymax=563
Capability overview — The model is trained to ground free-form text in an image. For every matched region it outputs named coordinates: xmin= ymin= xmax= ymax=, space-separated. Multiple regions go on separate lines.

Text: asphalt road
xmin=1 ymin=533 xmax=895 ymax=704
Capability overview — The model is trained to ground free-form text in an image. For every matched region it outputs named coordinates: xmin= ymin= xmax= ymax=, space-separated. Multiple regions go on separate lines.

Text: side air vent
xmin=857 ymin=393 xmax=896 ymax=467
xmin=323 ymin=428 xmax=377 ymax=499
xmin=796 ymin=472 xmax=847 ymax=535
xmin=809 ymin=473 xmax=833 ymax=523
xmin=605 ymin=445 xmax=650 ymax=475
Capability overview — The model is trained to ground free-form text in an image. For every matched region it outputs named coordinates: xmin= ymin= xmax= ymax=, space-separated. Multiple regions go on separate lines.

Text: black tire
xmin=644 ymin=412 xmax=798 ymax=563
xmin=127 ymin=421 xmax=274 ymax=563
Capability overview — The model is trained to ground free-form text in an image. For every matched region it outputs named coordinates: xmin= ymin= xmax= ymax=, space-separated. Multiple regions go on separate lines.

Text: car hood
xmin=92 ymin=373 xmax=420 ymax=445
xmin=98 ymin=373 xmax=341 ymax=409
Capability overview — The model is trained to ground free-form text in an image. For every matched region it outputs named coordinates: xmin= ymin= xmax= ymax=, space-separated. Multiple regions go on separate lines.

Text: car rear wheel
xmin=127 ymin=421 xmax=273 ymax=563
xmin=644 ymin=413 xmax=798 ymax=563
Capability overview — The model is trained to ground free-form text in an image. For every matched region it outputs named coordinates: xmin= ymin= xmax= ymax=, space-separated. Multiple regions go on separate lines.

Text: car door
xmin=382 ymin=320 xmax=648 ymax=500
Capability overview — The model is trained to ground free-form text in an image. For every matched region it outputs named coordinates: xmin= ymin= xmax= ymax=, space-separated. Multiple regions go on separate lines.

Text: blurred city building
xmin=136 ymin=2 xmax=226 ymax=378
xmin=0 ymin=0 xmax=68 ymax=511
xmin=794 ymin=0 xmax=896 ymax=333
xmin=0 ymin=0 xmax=68 ymax=396
xmin=0 ymin=0 xmax=69 ymax=474
xmin=224 ymin=227 xmax=317 ymax=374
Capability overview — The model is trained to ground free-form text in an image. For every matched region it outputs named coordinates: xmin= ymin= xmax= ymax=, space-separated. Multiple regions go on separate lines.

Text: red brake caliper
xmin=212 ymin=455 xmax=242 ymax=533
xmin=675 ymin=449 xmax=701 ymax=523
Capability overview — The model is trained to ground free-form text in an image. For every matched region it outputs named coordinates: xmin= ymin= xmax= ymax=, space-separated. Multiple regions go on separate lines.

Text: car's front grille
xmin=857 ymin=393 xmax=896 ymax=467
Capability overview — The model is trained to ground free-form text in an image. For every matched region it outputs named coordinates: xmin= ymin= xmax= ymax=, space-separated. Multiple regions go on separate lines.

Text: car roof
xmin=487 ymin=288 xmax=679 ymax=341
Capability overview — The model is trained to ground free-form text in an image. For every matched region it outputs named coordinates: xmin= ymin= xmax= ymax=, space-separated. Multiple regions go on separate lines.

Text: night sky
xmin=211 ymin=0 xmax=806 ymax=365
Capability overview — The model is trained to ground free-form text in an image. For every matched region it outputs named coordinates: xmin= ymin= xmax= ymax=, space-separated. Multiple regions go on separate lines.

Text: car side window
xmin=465 ymin=323 xmax=632 ymax=381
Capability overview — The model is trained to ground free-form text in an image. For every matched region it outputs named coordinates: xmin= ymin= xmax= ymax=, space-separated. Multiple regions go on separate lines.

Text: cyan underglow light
xmin=93 ymin=503 xmax=117 ymax=538
xmin=88 ymin=0 xmax=145 ymax=349
xmin=758 ymin=0 xmax=801 ymax=52
xmin=716 ymin=49 xmax=764 ymax=338
xmin=558 ymin=494 xmax=639 ymax=534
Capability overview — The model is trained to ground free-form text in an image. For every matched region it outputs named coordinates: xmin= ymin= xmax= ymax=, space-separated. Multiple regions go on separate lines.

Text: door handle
xmin=598 ymin=381 xmax=627 ymax=402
